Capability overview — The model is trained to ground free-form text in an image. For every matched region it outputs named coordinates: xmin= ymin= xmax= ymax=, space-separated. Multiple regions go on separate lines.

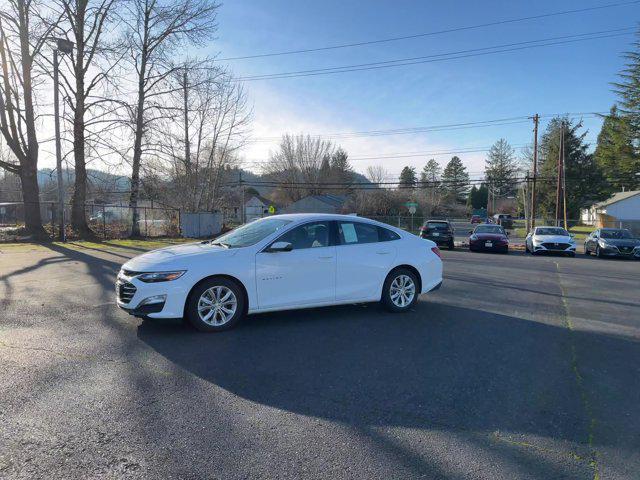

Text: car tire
xmin=584 ymin=244 xmax=590 ymax=255
xmin=596 ymin=245 xmax=604 ymax=258
xmin=448 ymin=240 xmax=454 ymax=250
xmin=381 ymin=268 xmax=419 ymax=313
xmin=185 ymin=277 xmax=246 ymax=332
xmin=568 ymin=252 xmax=575 ymax=257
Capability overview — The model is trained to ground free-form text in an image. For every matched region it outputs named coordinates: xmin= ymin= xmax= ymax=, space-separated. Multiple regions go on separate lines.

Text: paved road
xmin=1 ymin=244 xmax=639 ymax=479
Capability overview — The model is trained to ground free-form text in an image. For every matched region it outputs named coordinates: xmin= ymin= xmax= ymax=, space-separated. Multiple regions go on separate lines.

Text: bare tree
xmin=152 ymin=62 xmax=250 ymax=212
xmin=365 ymin=165 xmax=388 ymax=185
xmin=263 ymin=134 xmax=336 ymax=204
xmin=122 ymin=0 xmax=219 ymax=236
xmin=0 ymin=0 xmax=58 ymax=234
xmin=49 ymin=0 xmax=121 ymax=236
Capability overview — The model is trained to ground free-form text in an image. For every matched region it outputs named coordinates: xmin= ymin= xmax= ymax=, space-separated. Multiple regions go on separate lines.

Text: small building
xmin=581 ymin=190 xmax=640 ymax=230
xmin=244 ymin=195 xmax=277 ymax=222
xmin=283 ymin=194 xmax=347 ymax=214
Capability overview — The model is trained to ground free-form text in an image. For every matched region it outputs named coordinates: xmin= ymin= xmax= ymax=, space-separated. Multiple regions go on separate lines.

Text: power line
xmin=247 ymin=112 xmax=606 ymax=143
xmin=235 ymin=28 xmax=635 ymax=81
xmin=219 ymin=1 xmax=640 ymax=61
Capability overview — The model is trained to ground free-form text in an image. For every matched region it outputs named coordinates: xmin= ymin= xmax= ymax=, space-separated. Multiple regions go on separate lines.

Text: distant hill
xmin=38 ymin=168 xmax=130 ymax=191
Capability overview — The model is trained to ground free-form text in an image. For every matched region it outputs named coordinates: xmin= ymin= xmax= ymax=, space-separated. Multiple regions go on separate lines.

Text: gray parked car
xmin=584 ymin=228 xmax=640 ymax=259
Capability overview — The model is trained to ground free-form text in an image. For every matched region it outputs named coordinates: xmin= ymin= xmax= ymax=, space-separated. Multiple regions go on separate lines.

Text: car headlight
xmin=137 ymin=271 xmax=186 ymax=283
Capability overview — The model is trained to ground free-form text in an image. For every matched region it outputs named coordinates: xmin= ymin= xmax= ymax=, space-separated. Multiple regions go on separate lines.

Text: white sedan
xmin=116 ymin=214 xmax=443 ymax=331
xmin=525 ymin=226 xmax=577 ymax=257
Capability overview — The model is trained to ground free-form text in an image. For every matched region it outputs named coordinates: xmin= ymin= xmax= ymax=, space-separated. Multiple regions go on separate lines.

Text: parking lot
xmin=1 ymin=244 xmax=639 ymax=479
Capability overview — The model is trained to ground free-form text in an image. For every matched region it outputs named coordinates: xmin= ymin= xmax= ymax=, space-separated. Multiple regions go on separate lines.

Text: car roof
xmin=264 ymin=213 xmax=396 ymax=229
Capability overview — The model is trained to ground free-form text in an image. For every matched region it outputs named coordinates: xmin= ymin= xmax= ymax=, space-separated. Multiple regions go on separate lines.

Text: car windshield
xmin=475 ymin=225 xmax=504 ymax=234
xmin=536 ymin=227 xmax=568 ymax=236
xmin=425 ymin=222 xmax=449 ymax=230
xmin=212 ymin=218 xmax=291 ymax=248
xmin=600 ymin=229 xmax=633 ymax=239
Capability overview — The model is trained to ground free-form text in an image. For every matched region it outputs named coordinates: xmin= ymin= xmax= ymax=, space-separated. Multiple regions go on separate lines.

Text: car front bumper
xmin=597 ymin=245 xmax=640 ymax=258
xmin=469 ymin=241 xmax=508 ymax=251
xmin=532 ymin=244 xmax=576 ymax=254
xmin=116 ymin=274 xmax=190 ymax=319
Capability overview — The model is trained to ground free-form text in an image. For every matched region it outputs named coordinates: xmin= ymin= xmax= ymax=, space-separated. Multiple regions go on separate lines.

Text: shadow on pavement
xmin=136 ymin=300 xmax=640 ymax=459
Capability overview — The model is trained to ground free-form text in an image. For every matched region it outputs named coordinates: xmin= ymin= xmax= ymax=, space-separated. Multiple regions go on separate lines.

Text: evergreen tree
xmin=537 ymin=117 xmax=609 ymax=219
xmin=328 ymin=148 xmax=353 ymax=192
xmin=485 ymin=139 xmax=518 ymax=197
xmin=441 ymin=156 xmax=470 ymax=202
xmin=420 ymin=159 xmax=441 ymax=187
xmin=467 ymin=184 xmax=488 ymax=209
xmin=594 ymin=105 xmax=639 ymax=191
xmin=399 ymin=166 xmax=417 ymax=188
xmin=613 ymin=28 xmax=640 ymax=147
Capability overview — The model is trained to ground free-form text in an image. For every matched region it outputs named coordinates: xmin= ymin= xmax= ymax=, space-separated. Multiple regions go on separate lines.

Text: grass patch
xmin=0 ymin=237 xmax=195 ymax=254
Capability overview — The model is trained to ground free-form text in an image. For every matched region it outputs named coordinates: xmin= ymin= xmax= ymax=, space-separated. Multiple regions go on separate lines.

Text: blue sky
xmin=212 ymin=0 xmax=638 ymax=179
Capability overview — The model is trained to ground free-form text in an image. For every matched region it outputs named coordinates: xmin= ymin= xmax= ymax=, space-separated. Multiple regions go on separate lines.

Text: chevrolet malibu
xmin=116 ymin=214 xmax=444 ymax=332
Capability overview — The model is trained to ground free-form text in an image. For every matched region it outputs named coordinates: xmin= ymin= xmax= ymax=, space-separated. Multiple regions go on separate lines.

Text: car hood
xmin=533 ymin=235 xmax=573 ymax=243
xmin=472 ymin=233 xmax=507 ymax=241
xmin=599 ymin=238 xmax=640 ymax=247
xmin=122 ymin=242 xmax=234 ymax=271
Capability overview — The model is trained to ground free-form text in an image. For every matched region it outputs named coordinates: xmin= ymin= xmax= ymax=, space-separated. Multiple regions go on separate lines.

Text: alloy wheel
xmin=390 ymin=274 xmax=416 ymax=308
xmin=197 ymin=286 xmax=238 ymax=326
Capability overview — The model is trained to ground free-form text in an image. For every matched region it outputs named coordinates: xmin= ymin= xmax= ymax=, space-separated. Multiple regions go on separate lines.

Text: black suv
xmin=419 ymin=220 xmax=455 ymax=250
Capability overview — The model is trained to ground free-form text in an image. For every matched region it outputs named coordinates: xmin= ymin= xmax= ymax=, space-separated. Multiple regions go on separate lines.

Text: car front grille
xmin=116 ymin=280 xmax=136 ymax=304
xmin=542 ymin=242 xmax=571 ymax=250
xmin=618 ymin=246 xmax=634 ymax=254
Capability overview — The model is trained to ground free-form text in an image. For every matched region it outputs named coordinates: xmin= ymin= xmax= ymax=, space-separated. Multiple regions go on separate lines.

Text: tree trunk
xmin=71 ymin=70 xmax=91 ymax=235
xmin=70 ymin=3 xmax=91 ymax=237
xmin=129 ymin=83 xmax=145 ymax=237
xmin=20 ymin=157 xmax=43 ymax=233
xmin=18 ymin=0 xmax=43 ymax=234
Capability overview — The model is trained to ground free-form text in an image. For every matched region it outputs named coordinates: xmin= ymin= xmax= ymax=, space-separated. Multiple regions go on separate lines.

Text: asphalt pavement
xmin=1 ymin=244 xmax=639 ymax=479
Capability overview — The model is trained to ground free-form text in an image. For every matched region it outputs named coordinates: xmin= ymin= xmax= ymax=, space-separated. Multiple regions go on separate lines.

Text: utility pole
xmin=555 ymin=122 xmax=564 ymax=227
xmin=239 ymin=170 xmax=245 ymax=224
xmin=53 ymin=38 xmax=74 ymax=242
xmin=562 ymin=126 xmax=568 ymax=229
xmin=530 ymin=114 xmax=539 ymax=232
xmin=523 ymin=174 xmax=530 ymax=232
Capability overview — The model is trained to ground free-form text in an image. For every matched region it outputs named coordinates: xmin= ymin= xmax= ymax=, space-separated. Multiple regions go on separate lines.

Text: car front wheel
xmin=382 ymin=268 xmax=419 ymax=313
xmin=186 ymin=277 xmax=246 ymax=332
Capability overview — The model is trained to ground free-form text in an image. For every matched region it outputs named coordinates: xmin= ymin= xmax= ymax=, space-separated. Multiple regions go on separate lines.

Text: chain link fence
xmin=0 ymin=202 xmax=181 ymax=240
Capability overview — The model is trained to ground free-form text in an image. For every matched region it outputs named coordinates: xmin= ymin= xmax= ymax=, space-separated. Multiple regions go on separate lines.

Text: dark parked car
xmin=492 ymin=213 xmax=513 ymax=229
xmin=584 ymin=228 xmax=640 ymax=259
xmin=419 ymin=220 xmax=455 ymax=250
xmin=469 ymin=224 xmax=509 ymax=253
xmin=470 ymin=215 xmax=483 ymax=224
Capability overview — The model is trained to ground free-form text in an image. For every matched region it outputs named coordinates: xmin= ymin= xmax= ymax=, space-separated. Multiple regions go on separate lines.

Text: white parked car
xmin=525 ymin=226 xmax=576 ymax=257
xmin=116 ymin=214 xmax=443 ymax=332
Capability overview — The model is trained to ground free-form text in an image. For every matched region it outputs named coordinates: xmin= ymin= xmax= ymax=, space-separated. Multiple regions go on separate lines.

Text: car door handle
xmin=318 ymin=255 xmax=334 ymax=259
xmin=376 ymin=251 xmax=390 ymax=255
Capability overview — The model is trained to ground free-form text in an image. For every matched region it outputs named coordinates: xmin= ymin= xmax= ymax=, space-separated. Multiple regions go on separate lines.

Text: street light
xmin=53 ymin=38 xmax=73 ymax=241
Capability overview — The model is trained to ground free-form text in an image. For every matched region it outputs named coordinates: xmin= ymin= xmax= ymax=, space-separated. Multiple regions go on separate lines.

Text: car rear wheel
xmin=186 ymin=277 xmax=246 ymax=332
xmin=448 ymin=240 xmax=455 ymax=250
xmin=381 ymin=268 xmax=419 ymax=313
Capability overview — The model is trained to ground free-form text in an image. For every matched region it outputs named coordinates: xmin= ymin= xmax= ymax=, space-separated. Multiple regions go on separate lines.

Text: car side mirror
xmin=267 ymin=241 xmax=293 ymax=252
xmin=468 ymin=230 xmax=473 ymax=234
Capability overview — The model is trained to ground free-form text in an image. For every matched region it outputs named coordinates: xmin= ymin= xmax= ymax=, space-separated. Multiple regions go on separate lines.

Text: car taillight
xmin=431 ymin=246 xmax=442 ymax=259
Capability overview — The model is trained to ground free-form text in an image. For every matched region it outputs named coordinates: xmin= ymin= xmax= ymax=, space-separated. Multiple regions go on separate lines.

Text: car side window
xmin=337 ymin=221 xmax=380 ymax=245
xmin=378 ymin=226 xmax=400 ymax=242
xmin=276 ymin=221 xmax=331 ymax=250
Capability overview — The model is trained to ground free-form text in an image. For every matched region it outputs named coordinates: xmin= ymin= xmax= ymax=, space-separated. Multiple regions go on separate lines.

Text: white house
xmin=581 ymin=190 xmax=640 ymax=226
xmin=244 ymin=195 xmax=276 ymax=222
xmin=282 ymin=194 xmax=347 ymax=214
